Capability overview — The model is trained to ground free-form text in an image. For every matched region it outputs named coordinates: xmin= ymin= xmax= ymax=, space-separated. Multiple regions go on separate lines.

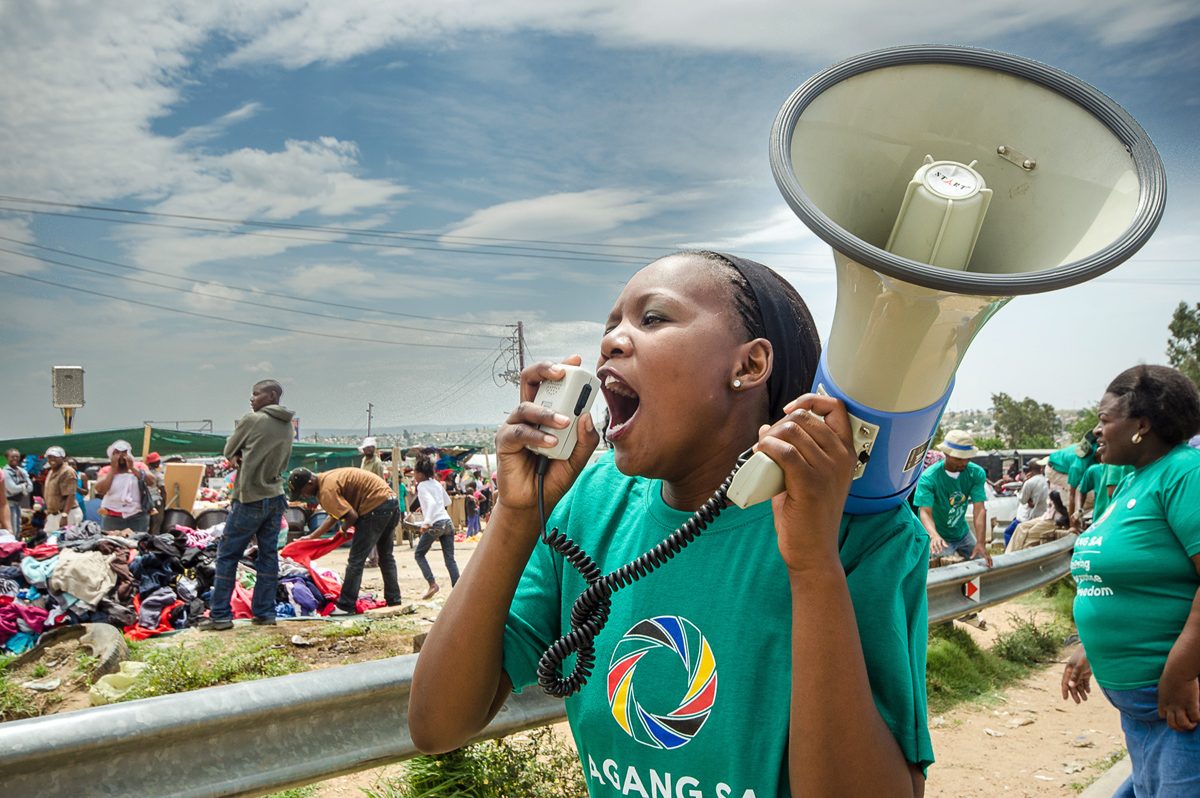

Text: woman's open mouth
xmin=601 ymin=372 xmax=640 ymax=441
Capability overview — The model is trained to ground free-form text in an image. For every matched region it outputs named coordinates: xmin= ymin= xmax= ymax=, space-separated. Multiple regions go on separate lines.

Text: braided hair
xmin=687 ymin=250 xmax=822 ymax=419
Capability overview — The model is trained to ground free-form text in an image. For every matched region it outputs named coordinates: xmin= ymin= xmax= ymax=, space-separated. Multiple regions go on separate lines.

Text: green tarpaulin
xmin=0 ymin=427 xmax=361 ymax=473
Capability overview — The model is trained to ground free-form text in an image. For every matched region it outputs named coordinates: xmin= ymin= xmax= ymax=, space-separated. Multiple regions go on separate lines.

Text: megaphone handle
xmin=726 ymin=450 xmax=786 ymax=508
xmin=726 ymin=410 xmax=828 ymax=509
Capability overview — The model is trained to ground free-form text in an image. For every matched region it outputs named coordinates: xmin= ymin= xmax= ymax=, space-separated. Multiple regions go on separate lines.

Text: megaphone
xmin=728 ymin=45 xmax=1166 ymax=514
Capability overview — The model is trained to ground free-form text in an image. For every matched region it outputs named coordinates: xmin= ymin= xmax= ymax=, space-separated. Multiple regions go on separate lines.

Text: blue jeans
xmin=8 ymin=501 xmax=20 ymax=533
xmin=930 ymin=529 xmax=977 ymax=559
xmin=1102 ymin=684 xmax=1200 ymax=797
xmin=1003 ymin=517 xmax=1021 ymax=547
xmin=209 ymin=496 xmax=286 ymax=622
xmin=101 ymin=511 xmax=149 ymax=533
xmin=336 ymin=498 xmax=402 ymax=613
xmin=414 ymin=519 xmax=459 ymax=586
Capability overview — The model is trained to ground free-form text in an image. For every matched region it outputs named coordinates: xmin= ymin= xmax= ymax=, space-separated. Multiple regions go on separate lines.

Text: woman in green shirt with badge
xmin=1062 ymin=365 xmax=1200 ymax=797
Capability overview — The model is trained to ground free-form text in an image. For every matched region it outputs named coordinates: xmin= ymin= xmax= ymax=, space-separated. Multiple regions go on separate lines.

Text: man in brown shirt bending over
xmin=288 ymin=467 xmax=401 ymax=615
xmin=43 ymin=446 xmax=81 ymax=532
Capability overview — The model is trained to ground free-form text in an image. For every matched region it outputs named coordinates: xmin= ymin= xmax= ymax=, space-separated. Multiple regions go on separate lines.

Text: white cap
xmin=107 ymin=439 xmax=133 ymax=459
xmin=44 ymin=446 xmax=66 ymax=458
xmin=359 ymin=436 xmax=378 ymax=452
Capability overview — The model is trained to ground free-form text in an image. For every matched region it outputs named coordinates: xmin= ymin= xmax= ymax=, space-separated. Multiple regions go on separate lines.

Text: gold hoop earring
xmin=732 ymin=379 xmax=742 ymax=389
xmin=1132 ymin=432 xmax=1142 ymax=444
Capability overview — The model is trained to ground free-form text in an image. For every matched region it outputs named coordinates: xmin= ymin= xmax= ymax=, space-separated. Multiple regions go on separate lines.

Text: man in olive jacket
xmin=201 ymin=379 xmax=295 ymax=630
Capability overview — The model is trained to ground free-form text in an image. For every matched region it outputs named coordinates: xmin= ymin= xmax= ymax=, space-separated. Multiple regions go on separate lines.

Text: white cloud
xmin=243 ymin=360 xmax=275 ymax=373
xmin=290 ymin=262 xmax=376 ymax=294
xmin=176 ymin=102 xmax=263 ymax=145
xmin=184 ymin=280 xmax=243 ymax=311
xmin=0 ymin=2 xmax=407 ymax=277
xmin=444 ymin=189 xmax=657 ymax=240
xmin=219 ymin=0 xmax=1200 ymax=68
xmin=678 ymin=207 xmax=820 ymax=251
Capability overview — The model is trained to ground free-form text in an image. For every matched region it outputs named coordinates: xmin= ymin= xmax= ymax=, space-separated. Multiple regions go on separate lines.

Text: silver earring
xmin=1132 ymin=432 xmax=1142 ymax=444
xmin=732 ymin=379 xmax=742 ymax=389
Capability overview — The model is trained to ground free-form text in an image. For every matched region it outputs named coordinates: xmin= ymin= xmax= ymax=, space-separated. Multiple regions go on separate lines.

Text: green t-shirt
xmin=503 ymin=454 xmax=934 ymax=797
xmin=1072 ymin=444 xmax=1200 ymax=689
xmin=1078 ymin=464 xmax=1134 ymax=522
xmin=1047 ymin=445 xmax=1094 ymax=488
xmin=1067 ymin=450 xmax=1096 ymax=489
xmin=1047 ymin=445 xmax=1077 ymax=475
xmin=913 ymin=460 xmax=987 ymax=542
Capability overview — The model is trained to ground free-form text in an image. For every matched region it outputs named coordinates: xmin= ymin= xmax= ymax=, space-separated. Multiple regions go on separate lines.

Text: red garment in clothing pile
xmin=229 ymin=582 xmax=256 ymax=619
xmin=123 ymin=593 xmax=185 ymax=641
xmin=0 ymin=541 xmax=25 ymax=561
xmin=280 ymin=532 xmax=386 ymax=613
xmin=25 ymin=544 xmax=59 ymax=560
xmin=280 ymin=531 xmax=352 ymax=599
xmin=0 ymin=598 xmax=48 ymax=644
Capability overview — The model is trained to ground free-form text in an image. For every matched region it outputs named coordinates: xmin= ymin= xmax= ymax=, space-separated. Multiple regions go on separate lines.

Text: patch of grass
xmin=263 ymin=785 xmax=319 ymax=798
xmin=926 ymin=623 xmax=1026 ymax=713
xmin=119 ymin=636 xmax=307 ymax=701
xmin=366 ymin=727 xmax=588 ymax=798
xmin=1015 ymin=574 xmax=1077 ymax=625
xmin=73 ymin=650 xmax=100 ymax=681
xmin=30 ymin=663 xmax=47 ymax=678
xmin=124 ymin=638 xmax=149 ymax=662
xmin=313 ymin=620 xmax=372 ymax=639
xmin=992 ymin=615 xmax=1065 ymax=667
xmin=0 ymin=673 xmax=38 ymax=722
xmin=928 ymin=611 xmax=1075 ymax=713
xmin=1043 ymin=574 xmax=1077 ymax=623
xmin=1070 ymin=747 xmax=1127 ymax=793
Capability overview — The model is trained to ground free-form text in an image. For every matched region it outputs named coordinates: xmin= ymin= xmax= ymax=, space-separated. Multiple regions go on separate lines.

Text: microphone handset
xmin=525 ymin=366 xmax=748 ymax=697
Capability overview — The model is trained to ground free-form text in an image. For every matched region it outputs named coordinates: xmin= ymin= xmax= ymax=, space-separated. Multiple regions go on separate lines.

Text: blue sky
xmin=1 ymin=1 xmax=1197 ymax=437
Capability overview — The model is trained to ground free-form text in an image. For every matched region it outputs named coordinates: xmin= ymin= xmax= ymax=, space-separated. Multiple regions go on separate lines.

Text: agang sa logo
xmin=607 ymin=616 xmax=717 ymax=749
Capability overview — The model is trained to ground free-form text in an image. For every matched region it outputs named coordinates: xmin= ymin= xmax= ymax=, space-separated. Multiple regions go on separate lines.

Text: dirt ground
xmin=5 ymin=637 xmax=101 ymax=717
xmin=923 ymin=604 xmax=1126 ymax=797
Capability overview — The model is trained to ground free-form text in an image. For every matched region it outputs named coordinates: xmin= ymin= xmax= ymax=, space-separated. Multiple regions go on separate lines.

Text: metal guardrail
xmin=926 ymin=533 xmax=1077 ymax=624
xmin=0 ymin=654 xmax=565 ymax=798
xmin=0 ymin=535 xmax=1076 ymax=798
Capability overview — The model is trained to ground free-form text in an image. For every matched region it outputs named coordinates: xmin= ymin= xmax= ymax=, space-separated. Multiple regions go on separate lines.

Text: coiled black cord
xmin=534 ymin=450 xmax=751 ymax=698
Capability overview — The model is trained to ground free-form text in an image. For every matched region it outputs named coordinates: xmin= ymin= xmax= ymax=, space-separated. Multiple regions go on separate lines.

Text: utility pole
xmin=367 ymin=403 xmax=373 ymax=437
xmin=517 ymin=321 xmax=524 ymax=371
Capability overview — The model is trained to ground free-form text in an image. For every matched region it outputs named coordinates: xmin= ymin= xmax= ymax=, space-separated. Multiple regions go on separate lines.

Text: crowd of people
xmin=0 ymin=379 xmax=495 ymax=652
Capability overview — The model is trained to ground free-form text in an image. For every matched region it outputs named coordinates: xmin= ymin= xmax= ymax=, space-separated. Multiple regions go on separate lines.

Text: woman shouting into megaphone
xmin=410 ymin=251 xmax=934 ymax=797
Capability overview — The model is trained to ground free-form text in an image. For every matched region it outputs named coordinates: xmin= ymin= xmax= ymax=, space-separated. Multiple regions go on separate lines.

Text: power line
xmin=0 ymin=243 xmax=504 ymax=340
xmin=0 ymin=205 xmax=652 ymax=267
xmin=0 ymin=268 xmax=500 ymax=351
xmin=406 ymin=344 xmax=509 ymax=419
xmin=0 ymin=234 xmax=508 ymax=328
xmin=0 ymin=194 xmax=829 ymax=259
xmin=1 ymin=194 xmax=1192 ymax=280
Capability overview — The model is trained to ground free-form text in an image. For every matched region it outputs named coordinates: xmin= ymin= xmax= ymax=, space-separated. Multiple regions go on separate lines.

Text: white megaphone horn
xmin=727 ymin=45 xmax=1167 ymax=514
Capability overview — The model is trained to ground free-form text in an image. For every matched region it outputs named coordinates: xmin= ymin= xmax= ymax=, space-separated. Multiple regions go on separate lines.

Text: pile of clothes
xmin=0 ymin=519 xmax=369 ymax=651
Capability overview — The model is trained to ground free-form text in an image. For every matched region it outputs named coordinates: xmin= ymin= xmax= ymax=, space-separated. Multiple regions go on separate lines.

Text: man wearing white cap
xmin=95 ymin=439 xmax=156 ymax=533
xmin=359 ymin=437 xmax=385 ymax=479
xmin=914 ymin=430 xmax=993 ymax=567
xmin=42 ymin=446 xmax=82 ymax=532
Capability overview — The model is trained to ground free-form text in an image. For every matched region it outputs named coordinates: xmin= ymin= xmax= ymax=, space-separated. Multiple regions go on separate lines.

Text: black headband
xmin=719 ymin=253 xmax=821 ymax=422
